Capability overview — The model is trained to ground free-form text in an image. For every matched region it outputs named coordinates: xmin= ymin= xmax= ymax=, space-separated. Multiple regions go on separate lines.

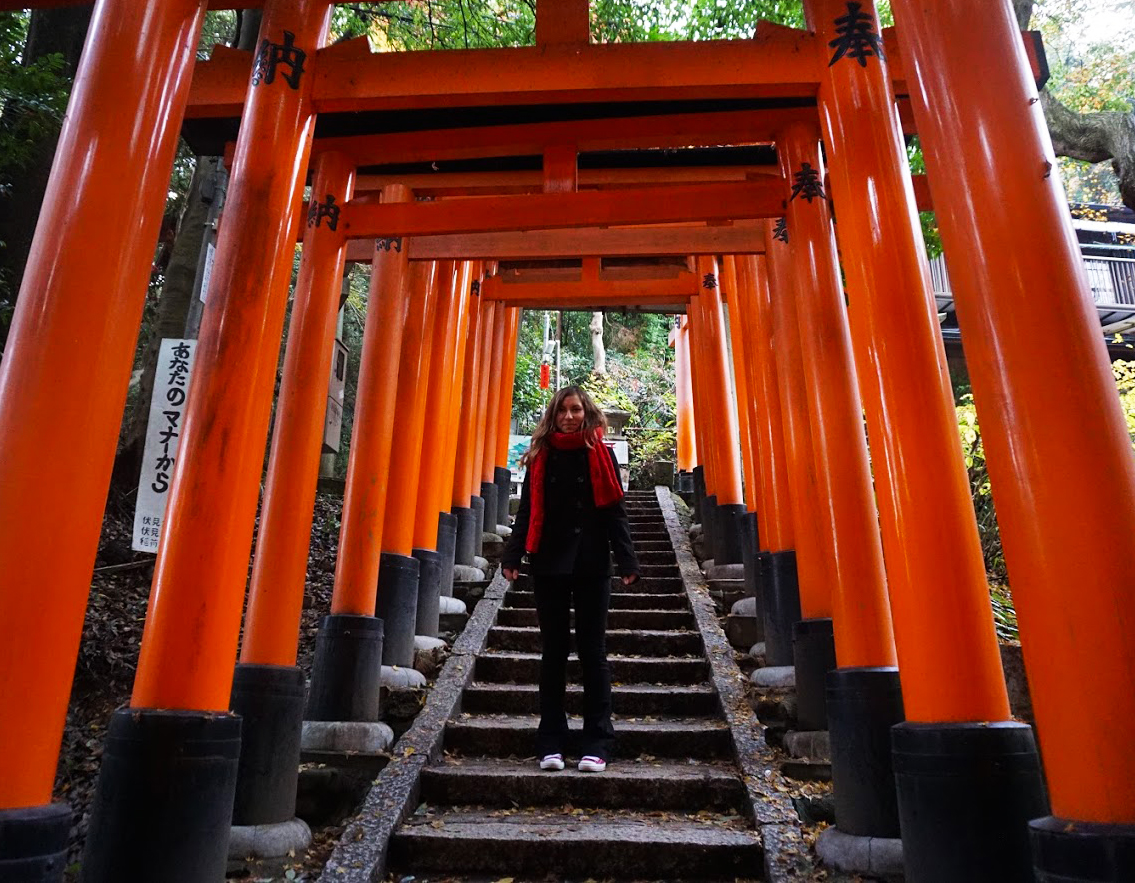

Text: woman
xmin=502 ymin=386 xmax=640 ymax=774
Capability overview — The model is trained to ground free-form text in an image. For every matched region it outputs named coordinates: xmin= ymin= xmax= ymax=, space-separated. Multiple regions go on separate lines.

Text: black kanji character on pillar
xmin=828 ymin=2 xmax=885 ymax=68
xmin=471 ymin=280 xmax=481 ymax=295
xmin=307 ymin=194 xmax=340 ymax=231
xmin=773 ymin=216 xmax=789 ymax=243
xmin=376 ymin=237 xmax=403 ymax=253
xmin=702 ymin=273 xmax=717 ymax=290
xmin=252 ymin=30 xmax=307 ymax=89
xmin=790 ymin=163 xmax=826 ymax=203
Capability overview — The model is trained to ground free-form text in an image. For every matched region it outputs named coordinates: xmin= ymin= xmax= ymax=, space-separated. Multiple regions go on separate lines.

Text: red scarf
xmin=525 ymin=428 xmax=624 ymax=554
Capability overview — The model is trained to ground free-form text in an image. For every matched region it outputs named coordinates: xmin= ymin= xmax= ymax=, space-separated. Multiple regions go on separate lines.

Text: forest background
xmin=1 ymin=0 xmax=1134 ymax=632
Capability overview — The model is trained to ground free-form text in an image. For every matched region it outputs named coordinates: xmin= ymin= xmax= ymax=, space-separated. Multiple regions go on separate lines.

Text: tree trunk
xmin=1012 ymin=0 xmax=1135 ymax=210
xmin=0 ymin=6 xmax=93 ymax=349
xmin=590 ymin=311 xmax=606 ymax=374
xmin=109 ymin=10 xmax=263 ymax=491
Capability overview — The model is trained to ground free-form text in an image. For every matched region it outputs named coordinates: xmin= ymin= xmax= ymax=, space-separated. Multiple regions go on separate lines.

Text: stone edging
xmin=318 ymin=569 xmax=511 ymax=882
xmin=655 ymin=487 xmax=816 ymax=882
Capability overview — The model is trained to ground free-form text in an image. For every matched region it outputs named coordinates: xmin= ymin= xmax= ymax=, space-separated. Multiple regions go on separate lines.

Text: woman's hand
xmin=621 ymin=573 xmax=639 ymax=586
xmin=503 ymin=567 xmax=519 ymax=582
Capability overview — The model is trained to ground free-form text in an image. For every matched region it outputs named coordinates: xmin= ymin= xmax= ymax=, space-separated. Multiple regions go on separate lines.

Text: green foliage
xmin=957 ymin=359 xmax=1135 ymax=637
xmin=0 ymin=13 xmax=69 ymax=174
xmin=1031 ymin=0 xmax=1135 ymax=205
xmin=955 ymin=391 xmax=1005 ymax=582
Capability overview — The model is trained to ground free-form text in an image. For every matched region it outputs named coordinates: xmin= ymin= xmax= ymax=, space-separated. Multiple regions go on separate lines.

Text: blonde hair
xmin=520 ymin=385 xmax=608 ymax=467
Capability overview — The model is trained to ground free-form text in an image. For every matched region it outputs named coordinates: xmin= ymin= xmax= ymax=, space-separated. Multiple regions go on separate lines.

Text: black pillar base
xmin=676 ymin=469 xmax=695 ymax=496
xmin=376 ymin=552 xmax=420 ymax=667
xmin=759 ymin=550 xmax=800 ymax=667
xmin=702 ymin=493 xmax=718 ymax=561
xmin=827 ymin=666 xmax=904 ymax=838
xmin=0 ymin=803 xmax=71 ymax=883
xmin=739 ymin=512 xmax=764 ymax=617
xmin=494 ymin=466 xmax=512 ymax=528
xmin=1031 ymin=816 xmax=1135 ymax=882
xmin=470 ymin=495 xmax=486 ymax=557
xmin=230 ymin=663 xmax=304 ymax=827
xmin=713 ymin=503 xmax=747 ymax=565
xmin=80 ymin=709 xmax=241 ymax=883
xmin=480 ymin=483 xmax=498 ymax=536
xmin=892 ymin=721 xmax=1048 ymax=883
xmin=793 ymin=617 xmax=836 ymax=731
xmin=305 ymin=614 xmax=384 ymax=722
xmin=413 ymin=547 xmax=443 ymax=638
xmin=453 ymin=506 xmax=477 ymax=567
xmin=436 ymin=512 xmax=458 ymax=598
xmin=692 ymin=465 xmax=706 ymax=522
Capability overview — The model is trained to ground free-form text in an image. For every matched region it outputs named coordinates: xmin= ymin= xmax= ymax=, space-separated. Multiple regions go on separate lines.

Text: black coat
xmin=503 ymin=444 xmax=640 ymax=578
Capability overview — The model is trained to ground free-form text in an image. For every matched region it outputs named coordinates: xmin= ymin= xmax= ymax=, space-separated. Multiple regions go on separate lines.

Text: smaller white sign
xmin=199 ymin=242 xmax=215 ymax=303
xmin=132 ymin=339 xmax=197 ymax=552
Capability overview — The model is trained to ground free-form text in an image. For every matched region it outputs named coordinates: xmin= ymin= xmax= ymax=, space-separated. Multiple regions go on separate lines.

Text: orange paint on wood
xmin=341 ymin=181 xmax=787 ymax=239
xmin=764 ymin=220 xmax=833 ymax=620
xmin=811 ymin=0 xmax=1004 ymax=715
xmin=242 ymin=151 xmax=354 ymax=667
xmin=131 ymin=0 xmax=331 ymax=712
xmin=412 ymin=261 xmax=463 ymax=550
xmin=381 ymin=261 xmax=441 ymax=557
xmin=893 ymin=0 xmax=1135 ymax=821
xmin=721 ymin=257 xmax=759 ymax=513
xmin=331 ymin=187 xmax=415 ymax=616
xmin=777 ymin=123 xmax=895 ymax=668
xmin=0 ymin=0 xmax=209 ymax=809
xmin=736 ymin=255 xmax=794 ymax=552
xmin=693 ymin=257 xmax=744 ymax=507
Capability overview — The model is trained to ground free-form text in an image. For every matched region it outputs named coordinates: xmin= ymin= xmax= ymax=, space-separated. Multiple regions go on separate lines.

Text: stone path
xmin=385 ymin=491 xmax=765 ymax=881
xmin=321 ymin=488 xmax=811 ymax=882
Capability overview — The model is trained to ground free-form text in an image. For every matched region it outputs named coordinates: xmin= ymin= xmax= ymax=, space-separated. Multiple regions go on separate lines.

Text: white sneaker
xmin=539 ymin=753 xmax=565 ymax=771
xmin=578 ymin=755 xmax=607 ymax=772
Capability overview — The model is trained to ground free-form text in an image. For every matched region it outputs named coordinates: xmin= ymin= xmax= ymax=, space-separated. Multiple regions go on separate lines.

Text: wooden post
xmin=0 ymin=0 xmax=208 ymax=817
xmin=241 ymin=150 xmax=355 ymax=667
xmin=776 ymin=122 xmax=896 ymax=672
xmin=82 ymin=3 xmax=332 ymax=877
xmin=891 ymin=0 xmax=1132 ymax=867
xmin=735 ymin=255 xmax=794 ymax=553
xmin=330 ymin=187 xmax=414 ymax=617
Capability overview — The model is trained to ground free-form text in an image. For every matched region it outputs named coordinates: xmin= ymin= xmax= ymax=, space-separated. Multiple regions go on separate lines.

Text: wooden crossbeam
xmin=185 ymin=27 xmax=1043 ymax=121
xmin=351 ymin=167 xmax=775 ymax=198
xmin=187 ymin=25 xmax=819 ymax=119
xmin=341 ymin=180 xmax=785 ymax=239
xmin=481 ymin=272 xmax=696 ymax=308
xmin=389 ymin=223 xmax=764 ymax=261
xmin=308 ymin=110 xmax=800 ymax=167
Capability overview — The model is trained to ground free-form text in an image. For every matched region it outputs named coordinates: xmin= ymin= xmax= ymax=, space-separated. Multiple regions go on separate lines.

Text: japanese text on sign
xmin=132 ymin=339 xmax=197 ymax=552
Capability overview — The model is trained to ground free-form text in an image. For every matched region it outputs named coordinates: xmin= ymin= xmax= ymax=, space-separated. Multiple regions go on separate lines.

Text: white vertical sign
xmin=132 ymin=339 xmax=197 ymax=552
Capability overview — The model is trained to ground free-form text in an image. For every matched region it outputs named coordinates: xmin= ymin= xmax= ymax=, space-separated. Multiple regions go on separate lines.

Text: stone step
xmin=462 ymin=682 xmax=718 ymax=716
xmin=496 ymin=606 xmax=694 ymax=631
xmin=509 ymin=576 xmax=684 ymax=595
xmin=504 ymin=590 xmax=688 ymax=610
xmin=473 ymin=652 xmax=709 ymax=685
xmin=614 ymin=576 xmax=684 ymax=594
xmin=635 ymin=550 xmax=678 ymax=565
xmin=389 ymin=808 xmax=762 ymax=879
xmin=638 ymin=563 xmax=680 ymax=576
xmin=487 ymin=626 xmax=702 ymax=657
xmin=419 ymin=758 xmax=744 ymax=811
xmin=631 ymin=540 xmax=674 ymax=552
xmin=443 ymin=716 xmax=732 ymax=759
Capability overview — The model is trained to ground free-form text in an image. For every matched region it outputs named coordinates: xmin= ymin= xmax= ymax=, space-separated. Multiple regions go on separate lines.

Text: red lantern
xmin=539 ymin=362 xmax=550 ymax=389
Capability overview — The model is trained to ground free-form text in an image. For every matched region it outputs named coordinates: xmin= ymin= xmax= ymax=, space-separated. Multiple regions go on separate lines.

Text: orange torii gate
xmin=0 ymin=1 xmax=1130 ymax=882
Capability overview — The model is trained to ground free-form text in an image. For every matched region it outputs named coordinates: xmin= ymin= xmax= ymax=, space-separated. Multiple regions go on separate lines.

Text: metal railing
xmin=929 ymin=252 xmax=1135 ymax=308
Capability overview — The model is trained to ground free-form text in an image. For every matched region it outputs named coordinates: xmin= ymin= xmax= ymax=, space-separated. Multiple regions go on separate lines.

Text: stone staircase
xmin=383 ymin=490 xmax=767 ymax=882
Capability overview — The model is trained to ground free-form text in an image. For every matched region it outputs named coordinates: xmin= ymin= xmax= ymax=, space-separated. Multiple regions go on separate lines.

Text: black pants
xmin=533 ymin=572 xmax=615 ymax=760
